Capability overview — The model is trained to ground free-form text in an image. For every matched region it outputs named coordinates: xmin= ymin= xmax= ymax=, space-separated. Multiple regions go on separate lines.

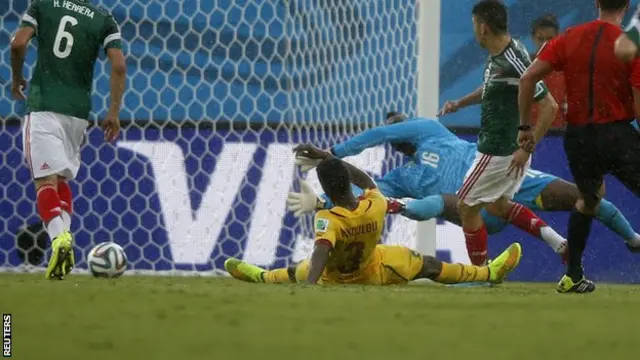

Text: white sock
xmin=61 ymin=211 xmax=71 ymax=230
xmin=540 ymin=226 xmax=567 ymax=254
xmin=628 ymin=234 xmax=640 ymax=247
xmin=46 ymin=216 xmax=66 ymax=240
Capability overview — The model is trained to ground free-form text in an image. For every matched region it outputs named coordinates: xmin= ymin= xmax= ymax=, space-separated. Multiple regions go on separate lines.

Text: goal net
xmin=0 ymin=0 xmax=433 ymax=274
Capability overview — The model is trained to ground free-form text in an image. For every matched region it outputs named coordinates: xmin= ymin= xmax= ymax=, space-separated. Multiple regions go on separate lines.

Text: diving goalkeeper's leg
xmin=224 ymin=258 xmax=298 ymax=283
xmin=415 ymin=243 xmax=522 ymax=284
xmin=397 ymin=194 xmax=567 ymax=261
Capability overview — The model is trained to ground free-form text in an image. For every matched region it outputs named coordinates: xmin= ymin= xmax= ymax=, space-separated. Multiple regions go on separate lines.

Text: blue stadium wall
xmin=441 ymin=0 xmax=639 ymax=126
xmin=1 ymin=0 xmax=640 ymax=282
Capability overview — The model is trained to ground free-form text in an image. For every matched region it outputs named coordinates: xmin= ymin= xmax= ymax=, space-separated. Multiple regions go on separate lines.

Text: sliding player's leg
xmin=413 ymin=242 xmax=522 ymax=284
xmin=537 ymin=178 xmax=640 ymax=250
xmin=395 ymin=194 xmax=509 ymax=235
xmin=392 ymin=194 xmax=512 ymax=237
xmin=23 ymin=112 xmax=78 ymax=279
xmin=393 ymin=194 xmax=444 ymax=221
xmin=224 ymin=257 xmax=298 ymax=283
xmin=378 ymin=245 xmax=493 ymax=285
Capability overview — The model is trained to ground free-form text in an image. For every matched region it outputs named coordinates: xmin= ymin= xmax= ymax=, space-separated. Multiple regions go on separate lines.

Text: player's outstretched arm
xmin=10 ymin=27 xmax=35 ymax=100
xmin=438 ymin=85 xmax=483 ymax=116
xmin=330 ymin=121 xmax=426 ymax=158
xmin=104 ymin=48 xmax=126 ymax=142
xmin=294 ymin=144 xmax=376 ymax=190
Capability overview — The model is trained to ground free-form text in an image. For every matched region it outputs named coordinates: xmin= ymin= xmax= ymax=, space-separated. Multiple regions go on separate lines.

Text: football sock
xmin=435 ymin=262 xmax=489 ymax=284
xmin=630 ymin=235 xmax=640 ymax=248
xmin=57 ymin=180 xmax=73 ymax=230
xmin=262 ymin=268 xmax=293 ymax=284
xmin=596 ymin=199 xmax=640 ymax=246
xmin=463 ymin=225 xmax=488 ymax=266
xmin=506 ymin=203 xmax=565 ymax=253
xmin=403 ymin=195 xmax=445 ymax=221
xmin=36 ymin=185 xmax=65 ymax=239
xmin=567 ymin=208 xmax=594 ymax=282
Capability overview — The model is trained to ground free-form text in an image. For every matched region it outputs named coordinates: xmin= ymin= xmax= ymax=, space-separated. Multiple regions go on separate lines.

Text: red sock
xmin=506 ymin=203 xmax=546 ymax=237
xmin=463 ymin=225 xmax=488 ymax=265
xmin=37 ymin=185 xmax=62 ymax=224
xmin=57 ymin=181 xmax=73 ymax=215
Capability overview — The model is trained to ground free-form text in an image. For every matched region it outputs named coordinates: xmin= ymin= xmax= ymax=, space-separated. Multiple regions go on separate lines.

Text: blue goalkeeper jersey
xmin=332 ymin=118 xmax=477 ymax=195
xmin=327 ymin=118 xmax=558 ymax=214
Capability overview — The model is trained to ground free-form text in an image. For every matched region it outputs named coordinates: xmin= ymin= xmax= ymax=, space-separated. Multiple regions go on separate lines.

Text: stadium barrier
xmin=1 ymin=124 xmax=639 ymax=282
xmin=2 ymin=0 xmax=639 ymax=282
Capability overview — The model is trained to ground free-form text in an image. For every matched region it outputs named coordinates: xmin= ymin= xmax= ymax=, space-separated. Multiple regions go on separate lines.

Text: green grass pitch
xmin=2 ymin=274 xmax=640 ymax=360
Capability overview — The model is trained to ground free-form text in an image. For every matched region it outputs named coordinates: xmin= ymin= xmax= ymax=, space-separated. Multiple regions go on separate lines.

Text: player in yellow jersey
xmin=225 ymin=144 xmax=523 ymax=286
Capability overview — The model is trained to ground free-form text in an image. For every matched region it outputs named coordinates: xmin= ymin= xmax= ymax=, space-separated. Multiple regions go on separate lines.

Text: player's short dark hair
xmin=316 ymin=158 xmax=351 ymax=202
xmin=597 ymin=0 xmax=629 ymax=11
xmin=386 ymin=111 xmax=402 ymax=119
xmin=531 ymin=14 xmax=559 ymax=35
xmin=385 ymin=111 xmax=408 ymax=125
xmin=472 ymin=0 xmax=508 ymax=35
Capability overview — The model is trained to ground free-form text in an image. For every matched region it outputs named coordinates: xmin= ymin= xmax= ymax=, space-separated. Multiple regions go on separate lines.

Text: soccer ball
xmin=87 ymin=242 xmax=127 ymax=278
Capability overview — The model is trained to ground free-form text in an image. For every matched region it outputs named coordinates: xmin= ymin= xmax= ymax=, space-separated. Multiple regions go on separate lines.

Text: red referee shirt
xmin=531 ymin=70 xmax=566 ymax=128
xmin=537 ymin=20 xmax=640 ymax=126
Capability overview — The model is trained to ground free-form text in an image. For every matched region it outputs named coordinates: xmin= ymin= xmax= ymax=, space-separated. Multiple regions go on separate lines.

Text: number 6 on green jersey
xmin=19 ymin=0 xmax=122 ymax=119
xmin=53 ymin=15 xmax=78 ymax=59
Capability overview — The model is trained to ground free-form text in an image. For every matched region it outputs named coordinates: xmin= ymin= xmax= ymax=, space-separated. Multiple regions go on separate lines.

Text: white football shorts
xmin=457 ymin=151 xmax=530 ymax=207
xmin=22 ymin=111 xmax=89 ymax=180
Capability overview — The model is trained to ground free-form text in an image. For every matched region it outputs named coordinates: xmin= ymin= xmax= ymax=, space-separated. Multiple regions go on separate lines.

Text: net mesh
xmin=0 ymin=0 xmax=421 ymax=273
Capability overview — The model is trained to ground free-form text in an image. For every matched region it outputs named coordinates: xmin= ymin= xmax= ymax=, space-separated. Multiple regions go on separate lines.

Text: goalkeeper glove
xmin=295 ymin=156 xmax=322 ymax=172
xmin=286 ymin=181 xmax=326 ymax=217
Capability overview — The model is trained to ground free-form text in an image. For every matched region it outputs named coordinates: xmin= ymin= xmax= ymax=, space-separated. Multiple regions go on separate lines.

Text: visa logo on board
xmin=117 ymin=141 xmax=470 ymax=267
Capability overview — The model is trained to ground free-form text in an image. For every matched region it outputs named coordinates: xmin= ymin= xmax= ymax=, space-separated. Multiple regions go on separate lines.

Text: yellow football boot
xmin=556 ymin=274 xmax=596 ymax=294
xmin=224 ymin=258 xmax=265 ymax=283
xmin=488 ymin=243 xmax=523 ymax=284
xmin=45 ymin=231 xmax=74 ymax=280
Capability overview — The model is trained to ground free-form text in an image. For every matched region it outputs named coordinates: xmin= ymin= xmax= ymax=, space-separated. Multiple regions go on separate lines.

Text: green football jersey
xmin=20 ymin=0 xmax=122 ymax=119
xmin=625 ymin=5 xmax=640 ymax=48
xmin=478 ymin=39 xmax=547 ymax=156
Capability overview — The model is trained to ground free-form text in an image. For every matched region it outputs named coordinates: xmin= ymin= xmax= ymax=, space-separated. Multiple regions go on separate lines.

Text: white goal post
xmin=414 ymin=0 xmax=441 ymax=256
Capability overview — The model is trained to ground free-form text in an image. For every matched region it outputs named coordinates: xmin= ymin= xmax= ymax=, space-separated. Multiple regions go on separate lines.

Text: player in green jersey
xmin=615 ymin=3 xmax=639 ymax=62
xmin=11 ymin=0 xmax=126 ymax=280
xmin=438 ymin=0 xmax=559 ymax=265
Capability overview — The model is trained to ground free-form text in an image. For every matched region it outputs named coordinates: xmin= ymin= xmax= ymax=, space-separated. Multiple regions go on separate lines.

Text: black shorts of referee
xmin=564 ymin=120 xmax=640 ymax=200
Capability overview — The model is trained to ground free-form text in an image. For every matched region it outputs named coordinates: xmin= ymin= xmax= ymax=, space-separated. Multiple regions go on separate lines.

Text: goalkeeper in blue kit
xmin=288 ymin=113 xmax=640 ymax=262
